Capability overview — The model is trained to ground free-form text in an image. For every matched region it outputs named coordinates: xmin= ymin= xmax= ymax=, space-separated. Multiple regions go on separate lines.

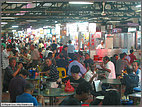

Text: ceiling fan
xmin=101 ymin=1 xmax=106 ymax=16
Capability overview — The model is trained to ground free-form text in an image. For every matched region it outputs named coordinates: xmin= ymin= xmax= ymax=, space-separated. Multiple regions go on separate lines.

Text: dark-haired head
xmin=68 ymin=40 xmax=72 ymax=43
xmin=102 ymin=90 xmax=120 ymax=105
xmin=24 ymin=82 xmax=34 ymax=93
xmin=78 ymin=51 xmax=83 ymax=56
xmin=103 ymin=56 xmax=110 ymax=64
xmin=125 ymin=66 xmax=133 ymax=74
xmin=76 ymin=81 xmax=92 ymax=102
xmin=130 ymin=50 xmax=134 ymax=54
xmin=120 ymin=53 xmax=125 ymax=59
xmin=72 ymin=54 xmax=80 ymax=61
xmin=71 ymin=65 xmax=80 ymax=74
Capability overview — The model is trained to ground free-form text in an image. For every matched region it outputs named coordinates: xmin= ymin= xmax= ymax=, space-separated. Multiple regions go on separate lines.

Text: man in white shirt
xmin=100 ymin=56 xmax=116 ymax=79
xmin=96 ymin=40 xmax=105 ymax=49
xmin=67 ymin=40 xmax=75 ymax=59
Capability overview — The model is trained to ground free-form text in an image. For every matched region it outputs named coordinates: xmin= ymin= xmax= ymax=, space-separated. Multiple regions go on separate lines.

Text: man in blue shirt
xmin=16 ymin=82 xmax=41 ymax=106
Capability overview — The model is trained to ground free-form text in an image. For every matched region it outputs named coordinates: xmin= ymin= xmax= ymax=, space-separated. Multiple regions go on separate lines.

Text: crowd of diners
xmin=1 ymin=38 xmax=141 ymax=106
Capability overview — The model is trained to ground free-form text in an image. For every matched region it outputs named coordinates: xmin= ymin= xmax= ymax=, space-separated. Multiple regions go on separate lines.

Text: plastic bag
xmin=64 ymin=80 xmax=74 ymax=92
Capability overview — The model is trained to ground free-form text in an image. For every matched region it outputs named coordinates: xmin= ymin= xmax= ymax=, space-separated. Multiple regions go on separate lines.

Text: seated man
xmin=41 ymin=57 xmax=59 ymax=88
xmin=3 ymin=57 xmax=23 ymax=92
xmin=68 ymin=54 xmax=87 ymax=77
xmin=84 ymin=63 xmax=98 ymax=83
xmin=62 ymin=65 xmax=86 ymax=87
xmin=16 ymin=82 xmax=44 ymax=106
xmin=121 ymin=67 xmax=139 ymax=95
xmin=9 ymin=69 xmax=29 ymax=102
xmin=100 ymin=56 xmax=116 ymax=79
xmin=132 ymin=61 xmax=141 ymax=91
xmin=59 ymin=81 xmax=92 ymax=105
xmin=56 ymin=53 xmax=69 ymax=69
xmin=84 ymin=53 xmax=94 ymax=69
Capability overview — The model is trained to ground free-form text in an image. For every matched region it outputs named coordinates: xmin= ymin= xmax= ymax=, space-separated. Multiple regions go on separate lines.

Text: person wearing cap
xmin=67 ymin=40 xmax=75 ymax=59
xmin=9 ymin=69 xmax=29 ymax=102
xmin=96 ymin=40 xmax=105 ymax=49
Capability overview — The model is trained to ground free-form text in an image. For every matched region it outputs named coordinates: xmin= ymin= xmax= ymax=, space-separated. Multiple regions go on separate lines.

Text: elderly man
xmin=100 ymin=56 xmax=116 ymax=79
xmin=68 ymin=54 xmax=87 ymax=77
xmin=3 ymin=57 xmax=23 ymax=92
xmin=30 ymin=44 xmax=40 ymax=67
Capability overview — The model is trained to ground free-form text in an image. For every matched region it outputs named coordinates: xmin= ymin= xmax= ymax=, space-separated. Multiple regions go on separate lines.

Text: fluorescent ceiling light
xmin=1 ymin=17 xmax=16 ymax=19
xmin=12 ymin=26 xmax=18 ymax=28
xmin=136 ymin=5 xmax=141 ymax=7
xmin=12 ymin=30 xmax=16 ymax=32
xmin=108 ymin=21 xmax=120 ymax=22
xmin=1 ymin=22 xmax=8 ymax=24
xmin=69 ymin=2 xmax=93 ymax=4
xmin=26 ymin=20 xmax=37 ymax=22
xmin=6 ymin=2 xmax=31 ymax=3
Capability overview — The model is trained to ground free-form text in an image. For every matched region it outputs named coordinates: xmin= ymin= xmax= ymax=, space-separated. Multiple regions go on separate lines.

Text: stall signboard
xmin=128 ymin=28 xmax=137 ymax=32
xmin=112 ymin=28 xmax=122 ymax=33
xmin=89 ymin=23 xmax=96 ymax=34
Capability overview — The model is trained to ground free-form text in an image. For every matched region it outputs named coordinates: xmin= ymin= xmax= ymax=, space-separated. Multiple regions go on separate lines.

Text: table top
xmin=26 ymin=76 xmax=50 ymax=80
xmin=33 ymin=88 xmax=75 ymax=97
xmin=101 ymin=79 xmax=121 ymax=85
xmin=128 ymin=92 xmax=141 ymax=98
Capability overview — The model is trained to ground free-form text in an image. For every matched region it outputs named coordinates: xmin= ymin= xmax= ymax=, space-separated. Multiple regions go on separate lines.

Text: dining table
xmin=101 ymin=79 xmax=122 ymax=97
xmin=33 ymin=88 xmax=75 ymax=105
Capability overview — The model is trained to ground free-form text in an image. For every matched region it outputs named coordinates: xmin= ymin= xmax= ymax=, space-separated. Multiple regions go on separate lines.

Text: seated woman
xmin=62 ymin=65 xmax=86 ymax=88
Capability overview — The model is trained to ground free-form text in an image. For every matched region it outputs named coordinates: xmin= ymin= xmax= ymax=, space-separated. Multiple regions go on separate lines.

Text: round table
xmin=34 ymin=88 xmax=75 ymax=105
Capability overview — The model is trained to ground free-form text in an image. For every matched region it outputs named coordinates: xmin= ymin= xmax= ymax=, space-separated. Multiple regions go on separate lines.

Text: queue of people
xmin=1 ymin=38 xmax=141 ymax=106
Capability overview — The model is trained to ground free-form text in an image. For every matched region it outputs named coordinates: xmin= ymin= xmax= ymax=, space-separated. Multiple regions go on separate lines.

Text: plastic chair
xmin=57 ymin=67 xmax=67 ymax=78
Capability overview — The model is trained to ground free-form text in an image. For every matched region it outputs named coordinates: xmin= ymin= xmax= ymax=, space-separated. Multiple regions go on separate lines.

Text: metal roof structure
xmin=1 ymin=1 xmax=141 ymax=31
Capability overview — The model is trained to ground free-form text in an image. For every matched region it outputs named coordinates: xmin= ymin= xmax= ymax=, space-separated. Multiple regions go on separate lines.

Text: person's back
xmin=9 ymin=70 xmax=29 ymax=102
xmin=121 ymin=67 xmax=139 ymax=95
xmin=59 ymin=95 xmax=80 ymax=105
xmin=51 ymin=40 xmax=57 ymax=51
xmin=116 ymin=53 xmax=129 ymax=77
xmin=16 ymin=82 xmax=38 ymax=106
